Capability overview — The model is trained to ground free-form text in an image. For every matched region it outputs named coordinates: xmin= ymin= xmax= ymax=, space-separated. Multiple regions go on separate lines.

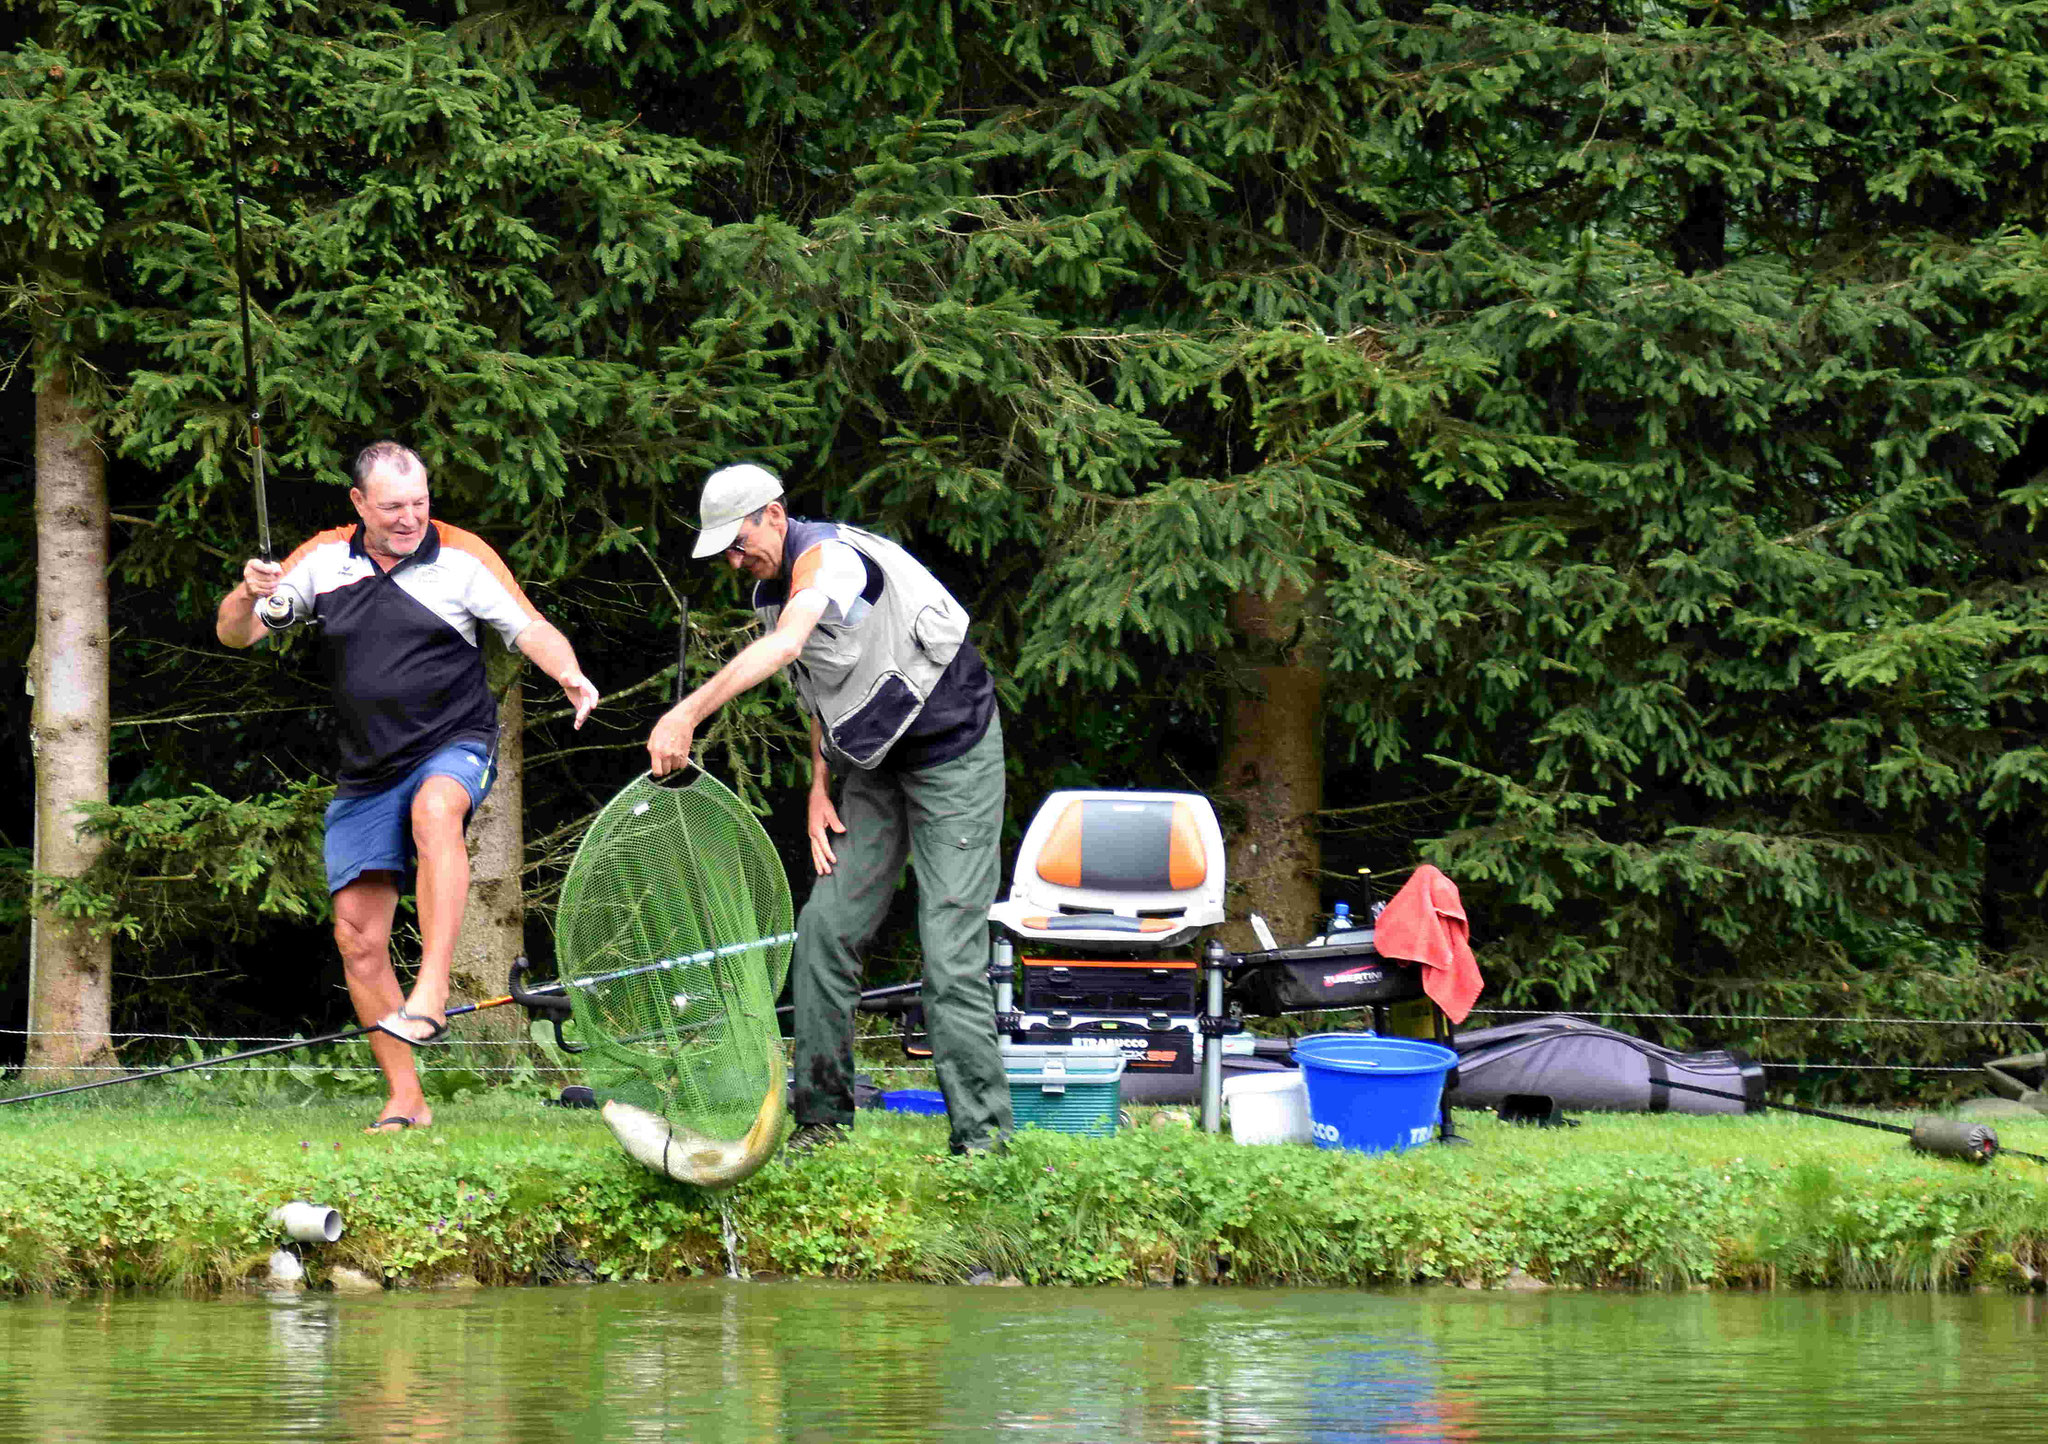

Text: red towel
xmin=1372 ymin=864 xmax=1483 ymax=1024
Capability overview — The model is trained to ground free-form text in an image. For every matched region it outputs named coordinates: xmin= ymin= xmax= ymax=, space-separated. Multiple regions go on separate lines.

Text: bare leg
xmin=394 ymin=774 xmax=474 ymax=1034
xmin=333 ymin=872 xmax=430 ymax=1129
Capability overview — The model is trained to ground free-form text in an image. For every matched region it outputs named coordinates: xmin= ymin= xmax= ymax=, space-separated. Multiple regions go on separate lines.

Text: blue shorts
xmin=324 ymin=740 xmax=494 ymax=894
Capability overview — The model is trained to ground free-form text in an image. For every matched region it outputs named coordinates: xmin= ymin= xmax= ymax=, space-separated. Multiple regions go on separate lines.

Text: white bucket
xmin=1222 ymin=1069 xmax=1313 ymax=1146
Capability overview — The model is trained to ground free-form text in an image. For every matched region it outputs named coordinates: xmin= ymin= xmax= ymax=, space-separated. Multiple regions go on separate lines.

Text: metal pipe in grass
xmin=1648 ymin=1077 xmax=2047 ymax=1166
xmin=269 ymin=1201 xmax=343 ymax=1244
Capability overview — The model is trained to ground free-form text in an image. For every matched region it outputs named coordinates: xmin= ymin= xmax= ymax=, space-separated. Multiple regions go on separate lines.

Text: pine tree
xmin=590 ymin=0 xmax=2048 ymax=1056
xmin=5 ymin=1 xmax=2045 ymax=1091
xmin=1 ymin=0 xmax=803 ymax=1042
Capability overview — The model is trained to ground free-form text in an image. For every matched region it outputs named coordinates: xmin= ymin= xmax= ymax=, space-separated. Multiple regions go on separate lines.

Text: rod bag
xmin=1445 ymin=1014 xmax=1763 ymax=1115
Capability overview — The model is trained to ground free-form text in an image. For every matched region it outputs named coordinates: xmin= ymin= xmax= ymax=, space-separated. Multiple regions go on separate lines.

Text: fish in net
xmin=554 ymin=769 xmax=796 ymax=1187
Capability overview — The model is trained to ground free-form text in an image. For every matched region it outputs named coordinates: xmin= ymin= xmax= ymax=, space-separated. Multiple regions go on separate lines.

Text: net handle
xmin=644 ymin=596 xmax=703 ymax=786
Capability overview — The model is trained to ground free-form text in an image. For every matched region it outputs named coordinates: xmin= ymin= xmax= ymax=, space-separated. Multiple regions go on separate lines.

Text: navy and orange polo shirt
xmin=271 ymin=520 xmax=541 ymax=796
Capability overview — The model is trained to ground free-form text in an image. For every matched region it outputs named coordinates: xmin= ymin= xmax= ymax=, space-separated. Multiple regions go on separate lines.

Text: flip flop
xmin=364 ymin=1115 xmax=423 ymax=1133
xmin=374 ymin=1008 xmax=450 ymax=1048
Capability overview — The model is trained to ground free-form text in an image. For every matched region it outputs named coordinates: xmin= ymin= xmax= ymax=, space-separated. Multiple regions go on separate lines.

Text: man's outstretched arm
xmin=647 ymin=591 xmax=828 ymax=776
xmin=515 ymin=619 xmax=600 ymax=729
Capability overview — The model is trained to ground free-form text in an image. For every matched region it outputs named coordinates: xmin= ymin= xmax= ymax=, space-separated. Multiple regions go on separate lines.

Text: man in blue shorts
xmin=217 ymin=441 xmax=600 ymax=1131
xmin=645 ymin=463 xmax=1011 ymax=1157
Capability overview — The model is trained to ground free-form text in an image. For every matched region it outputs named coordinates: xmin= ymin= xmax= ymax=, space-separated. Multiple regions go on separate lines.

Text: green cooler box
xmin=1003 ymin=1044 xmax=1126 ymax=1137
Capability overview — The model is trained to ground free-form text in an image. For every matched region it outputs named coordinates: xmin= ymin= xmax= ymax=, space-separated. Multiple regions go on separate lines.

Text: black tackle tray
xmin=1227 ymin=931 xmax=1426 ymax=1016
xmin=1017 ymin=958 xmax=1200 ymax=1014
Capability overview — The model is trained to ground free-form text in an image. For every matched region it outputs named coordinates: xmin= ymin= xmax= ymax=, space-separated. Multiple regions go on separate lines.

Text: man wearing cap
xmin=647 ymin=463 xmax=1011 ymax=1156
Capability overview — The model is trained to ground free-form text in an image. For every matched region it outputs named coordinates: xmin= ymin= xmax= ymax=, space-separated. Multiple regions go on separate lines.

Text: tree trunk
xmin=450 ymin=638 xmax=532 ymax=1065
xmin=1214 ymin=580 xmax=1327 ymax=951
xmin=28 ymin=355 xmax=115 ymax=1080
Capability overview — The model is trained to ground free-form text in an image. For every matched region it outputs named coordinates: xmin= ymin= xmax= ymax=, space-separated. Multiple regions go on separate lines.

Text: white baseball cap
xmin=691 ymin=463 xmax=786 ymax=558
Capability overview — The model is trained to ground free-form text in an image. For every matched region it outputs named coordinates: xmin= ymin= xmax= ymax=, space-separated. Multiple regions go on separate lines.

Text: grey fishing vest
xmin=756 ymin=521 xmax=970 ymax=769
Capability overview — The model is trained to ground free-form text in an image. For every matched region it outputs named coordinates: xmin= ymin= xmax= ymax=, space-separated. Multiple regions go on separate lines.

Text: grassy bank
xmin=3 ymin=1092 xmax=2047 ymax=1296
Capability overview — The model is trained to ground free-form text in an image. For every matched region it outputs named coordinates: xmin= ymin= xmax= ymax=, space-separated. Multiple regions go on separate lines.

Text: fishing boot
xmin=785 ymin=1122 xmax=849 ymax=1156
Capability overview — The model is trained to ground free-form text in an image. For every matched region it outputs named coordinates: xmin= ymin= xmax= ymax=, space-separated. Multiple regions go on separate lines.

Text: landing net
xmin=554 ymin=769 xmax=793 ymax=1142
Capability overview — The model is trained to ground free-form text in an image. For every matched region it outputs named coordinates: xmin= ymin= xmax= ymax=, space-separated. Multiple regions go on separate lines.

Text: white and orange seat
xmin=988 ymin=791 xmax=1226 ymax=950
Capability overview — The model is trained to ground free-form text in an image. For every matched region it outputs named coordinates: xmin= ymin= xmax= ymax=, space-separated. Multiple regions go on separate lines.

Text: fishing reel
xmin=257 ymin=591 xmax=301 ymax=630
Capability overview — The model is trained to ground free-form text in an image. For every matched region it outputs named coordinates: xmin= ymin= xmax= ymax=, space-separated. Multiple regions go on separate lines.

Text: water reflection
xmin=0 ymin=1284 xmax=2044 ymax=1442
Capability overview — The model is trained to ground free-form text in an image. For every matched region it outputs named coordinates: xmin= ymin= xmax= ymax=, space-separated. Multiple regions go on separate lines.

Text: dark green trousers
xmin=790 ymin=717 xmax=1011 ymax=1152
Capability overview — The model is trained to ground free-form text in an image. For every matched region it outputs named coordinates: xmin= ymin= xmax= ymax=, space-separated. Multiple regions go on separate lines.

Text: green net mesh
xmin=554 ymin=769 xmax=794 ymax=1142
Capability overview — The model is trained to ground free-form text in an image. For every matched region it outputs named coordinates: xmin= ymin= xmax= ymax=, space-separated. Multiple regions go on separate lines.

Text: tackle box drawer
xmin=1018 ymin=958 xmax=1199 ymax=1013
xmin=1009 ymin=1012 xmax=1196 ymax=1074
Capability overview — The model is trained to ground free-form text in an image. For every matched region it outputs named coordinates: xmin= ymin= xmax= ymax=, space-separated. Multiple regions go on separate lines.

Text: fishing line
xmin=1468 ymin=1007 xmax=2046 ymax=1029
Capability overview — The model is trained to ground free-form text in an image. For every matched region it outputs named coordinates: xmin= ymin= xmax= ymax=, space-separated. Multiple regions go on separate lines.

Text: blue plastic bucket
xmin=1291 ymin=1033 xmax=1457 ymax=1154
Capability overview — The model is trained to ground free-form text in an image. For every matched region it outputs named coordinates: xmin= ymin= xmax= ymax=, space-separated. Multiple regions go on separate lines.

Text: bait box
xmin=1001 ymin=1043 xmax=1126 ymax=1137
xmin=1005 ymin=1014 xmax=1278 ymax=1104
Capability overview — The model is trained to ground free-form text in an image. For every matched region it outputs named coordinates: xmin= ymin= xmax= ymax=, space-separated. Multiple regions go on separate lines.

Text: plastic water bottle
xmin=1306 ymin=902 xmax=1352 ymax=948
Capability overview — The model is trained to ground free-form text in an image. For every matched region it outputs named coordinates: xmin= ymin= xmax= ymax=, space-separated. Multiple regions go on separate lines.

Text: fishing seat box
xmin=988 ymin=791 xmax=1227 ymax=951
xmin=1001 ymin=1044 xmax=1127 ymax=1137
xmin=987 ymin=789 xmax=1223 ymax=1114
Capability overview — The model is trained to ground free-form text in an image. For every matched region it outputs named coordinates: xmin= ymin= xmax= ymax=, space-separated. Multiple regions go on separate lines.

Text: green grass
xmin=2 ymin=1090 xmax=2047 ymax=1296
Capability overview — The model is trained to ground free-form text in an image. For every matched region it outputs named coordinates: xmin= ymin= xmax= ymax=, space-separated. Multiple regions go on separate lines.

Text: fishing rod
xmin=2 ymin=936 xmax=796 ymax=1107
xmin=774 ymin=980 xmax=923 ymax=1019
xmin=549 ymin=933 xmax=798 ymax=997
xmin=2 ymin=995 xmax=506 ymax=1108
xmin=1649 ymin=1076 xmax=2048 ymax=1166
xmin=217 ymin=2 xmax=294 ymax=630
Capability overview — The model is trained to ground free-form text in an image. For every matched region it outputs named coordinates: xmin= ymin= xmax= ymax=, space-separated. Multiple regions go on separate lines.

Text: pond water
xmin=2 ymin=1282 xmax=2043 ymax=1443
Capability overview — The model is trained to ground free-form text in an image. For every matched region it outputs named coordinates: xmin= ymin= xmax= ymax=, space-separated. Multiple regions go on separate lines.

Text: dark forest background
xmin=5 ymin=0 xmax=2047 ymax=1096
